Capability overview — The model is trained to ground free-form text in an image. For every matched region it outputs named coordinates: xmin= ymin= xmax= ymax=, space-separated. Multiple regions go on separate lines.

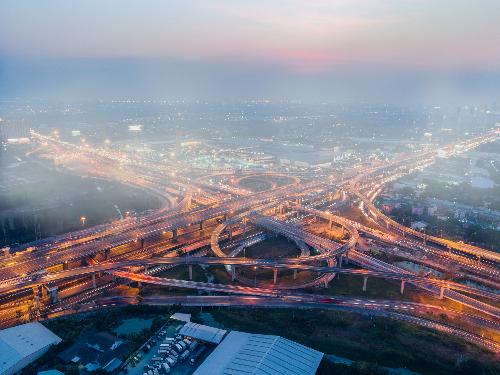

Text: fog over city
xmin=0 ymin=2 xmax=499 ymax=375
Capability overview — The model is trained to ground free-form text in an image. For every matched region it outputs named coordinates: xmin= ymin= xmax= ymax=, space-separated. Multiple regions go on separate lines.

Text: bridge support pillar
xmin=32 ymin=287 xmax=40 ymax=310
xmin=92 ymin=273 xmax=97 ymax=288
xmin=49 ymin=287 xmax=59 ymax=304
xmin=324 ymin=279 xmax=329 ymax=288
xmin=439 ymin=286 xmax=445 ymax=299
xmin=104 ymin=249 xmax=110 ymax=261
xmin=328 ymin=220 xmax=333 ymax=230
xmin=232 ymin=267 xmax=237 ymax=281
xmin=362 ymin=276 xmax=368 ymax=292
xmin=199 ymin=221 xmax=204 ymax=230
xmin=228 ymin=226 xmax=232 ymax=241
xmin=172 ymin=229 xmax=178 ymax=240
xmin=273 ymin=268 xmax=278 ymax=284
xmin=337 ymin=255 xmax=343 ymax=268
xmin=62 ymin=261 xmax=68 ymax=270
xmin=345 ymin=251 xmax=349 ymax=265
xmin=293 ymin=269 xmax=297 ymax=280
xmin=400 ymin=280 xmax=405 ymax=295
xmin=188 ymin=265 xmax=193 ymax=280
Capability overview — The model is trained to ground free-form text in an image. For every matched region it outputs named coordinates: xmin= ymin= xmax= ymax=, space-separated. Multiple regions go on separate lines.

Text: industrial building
xmin=58 ymin=331 xmax=132 ymax=372
xmin=0 ymin=322 xmax=62 ymax=375
xmin=194 ymin=330 xmax=323 ymax=375
xmin=179 ymin=322 xmax=227 ymax=344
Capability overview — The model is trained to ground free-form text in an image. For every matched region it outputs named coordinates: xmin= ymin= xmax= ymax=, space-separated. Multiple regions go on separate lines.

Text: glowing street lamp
xmin=80 ymin=216 xmax=86 ymax=226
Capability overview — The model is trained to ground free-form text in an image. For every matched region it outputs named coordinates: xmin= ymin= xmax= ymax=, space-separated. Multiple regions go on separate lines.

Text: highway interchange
xmin=0 ymin=128 xmax=499 ymax=353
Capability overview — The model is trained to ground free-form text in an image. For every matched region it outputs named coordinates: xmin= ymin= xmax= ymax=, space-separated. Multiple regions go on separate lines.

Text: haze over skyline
xmin=1 ymin=1 xmax=500 ymax=104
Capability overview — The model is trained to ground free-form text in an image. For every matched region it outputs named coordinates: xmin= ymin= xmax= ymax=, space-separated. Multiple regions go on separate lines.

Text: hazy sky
xmin=1 ymin=1 xmax=500 ymax=103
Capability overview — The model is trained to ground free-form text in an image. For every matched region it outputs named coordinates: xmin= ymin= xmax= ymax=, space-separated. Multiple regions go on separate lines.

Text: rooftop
xmin=194 ymin=330 xmax=323 ymax=375
xmin=179 ymin=322 xmax=227 ymax=344
xmin=0 ymin=322 xmax=62 ymax=375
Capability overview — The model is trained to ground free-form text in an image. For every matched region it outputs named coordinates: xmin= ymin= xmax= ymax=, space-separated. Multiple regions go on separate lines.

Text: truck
xmin=189 ymin=346 xmax=206 ymax=366
xmin=180 ymin=350 xmax=190 ymax=362
xmin=165 ymin=356 xmax=176 ymax=367
xmin=189 ymin=341 xmax=198 ymax=351
xmin=161 ymin=363 xmax=170 ymax=374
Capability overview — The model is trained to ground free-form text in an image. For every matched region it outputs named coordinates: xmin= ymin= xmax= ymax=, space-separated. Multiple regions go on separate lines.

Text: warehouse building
xmin=179 ymin=322 xmax=227 ymax=344
xmin=0 ymin=322 xmax=62 ymax=375
xmin=194 ymin=330 xmax=323 ymax=374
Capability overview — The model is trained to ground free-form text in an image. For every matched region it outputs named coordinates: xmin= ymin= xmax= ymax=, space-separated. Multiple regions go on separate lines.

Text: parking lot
xmin=125 ymin=322 xmax=212 ymax=375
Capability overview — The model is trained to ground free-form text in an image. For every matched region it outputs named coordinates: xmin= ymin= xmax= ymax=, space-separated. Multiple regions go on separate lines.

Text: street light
xmin=80 ymin=216 xmax=86 ymax=226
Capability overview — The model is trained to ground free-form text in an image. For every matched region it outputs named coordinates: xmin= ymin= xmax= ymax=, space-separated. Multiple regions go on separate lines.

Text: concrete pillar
xmin=400 ymin=280 xmax=405 ymax=295
xmin=172 ymin=229 xmax=178 ymax=239
xmin=232 ymin=267 xmax=236 ymax=281
xmin=92 ymin=273 xmax=97 ymax=288
xmin=41 ymin=285 xmax=48 ymax=300
xmin=189 ymin=264 xmax=193 ymax=280
xmin=228 ymin=226 xmax=232 ymax=241
xmin=293 ymin=269 xmax=297 ymax=280
xmin=273 ymin=268 xmax=278 ymax=284
xmin=338 ymin=255 xmax=343 ymax=268
xmin=32 ymin=287 xmax=40 ymax=310
xmin=49 ymin=287 xmax=59 ymax=304
xmin=362 ymin=276 xmax=368 ymax=292
xmin=140 ymin=238 xmax=145 ymax=248
xmin=62 ymin=261 xmax=68 ymax=270
xmin=345 ymin=251 xmax=349 ymax=265
xmin=439 ymin=286 xmax=445 ymax=299
xmin=324 ymin=279 xmax=329 ymax=288
xmin=329 ymin=220 xmax=333 ymax=230
xmin=104 ymin=249 xmax=110 ymax=260
xmin=199 ymin=221 xmax=204 ymax=230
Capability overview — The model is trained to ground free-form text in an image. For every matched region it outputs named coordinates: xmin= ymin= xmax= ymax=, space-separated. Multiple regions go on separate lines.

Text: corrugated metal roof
xmin=0 ymin=322 xmax=62 ymax=375
xmin=179 ymin=322 xmax=227 ymax=344
xmin=194 ymin=331 xmax=323 ymax=375
xmin=170 ymin=312 xmax=191 ymax=323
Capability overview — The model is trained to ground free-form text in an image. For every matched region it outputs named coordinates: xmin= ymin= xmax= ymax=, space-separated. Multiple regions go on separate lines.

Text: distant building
xmin=411 ymin=221 xmax=428 ymax=230
xmin=194 ymin=330 xmax=323 ymax=375
xmin=0 ymin=322 xmax=62 ymax=375
xmin=411 ymin=206 xmax=424 ymax=215
xmin=58 ymin=331 xmax=131 ymax=372
xmin=294 ymin=160 xmax=309 ymax=168
xmin=381 ymin=204 xmax=394 ymax=213
xmin=427 ymin=205 xmax=438 ymax=216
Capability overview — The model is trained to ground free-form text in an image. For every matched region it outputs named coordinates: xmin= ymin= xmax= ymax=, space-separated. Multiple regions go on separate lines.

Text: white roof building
xmin=194 ymin=331 xmax=323 ymax=375
xmin=0 ymin=322 xmax=62 ymax=375
xmin=179 ymin=322 xmax=227 ymax=344
xmin=170 ymin=312 xmax=191 ymax=323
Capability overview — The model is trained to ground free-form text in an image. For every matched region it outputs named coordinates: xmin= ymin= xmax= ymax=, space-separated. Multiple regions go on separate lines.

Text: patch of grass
xmin=207 ymin=307 xmax=500 ymax=375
